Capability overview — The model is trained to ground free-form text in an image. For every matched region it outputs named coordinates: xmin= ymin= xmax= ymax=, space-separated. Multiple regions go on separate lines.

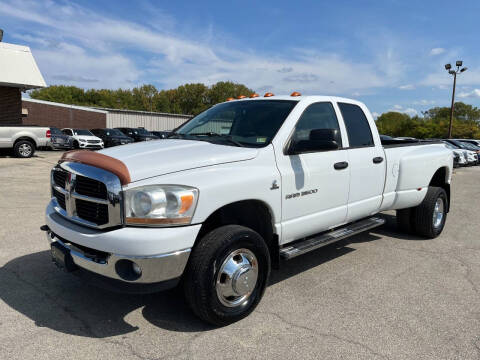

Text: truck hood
xmin=76 ymin=135 xmax=102 ymax=141
xmin=99 ymin=139 xmax=258 ymax=182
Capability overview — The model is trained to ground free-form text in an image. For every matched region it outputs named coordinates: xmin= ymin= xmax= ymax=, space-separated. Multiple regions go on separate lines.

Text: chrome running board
xmin=280 ymin=217 xmax=385 ymax=260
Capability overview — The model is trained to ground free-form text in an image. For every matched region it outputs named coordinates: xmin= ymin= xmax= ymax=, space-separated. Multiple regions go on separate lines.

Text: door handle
xmin=373 ymin=157 xmax=384 ymax=164
xmin=334 ymin=161 xmax=349 ymax=170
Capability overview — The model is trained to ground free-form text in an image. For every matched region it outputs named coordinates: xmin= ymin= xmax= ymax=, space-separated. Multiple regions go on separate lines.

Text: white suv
xmin=61 ymin=128 xmax=104 ymax=150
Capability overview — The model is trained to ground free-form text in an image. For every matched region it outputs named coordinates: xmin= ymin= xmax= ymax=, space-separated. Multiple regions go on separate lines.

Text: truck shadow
xmin=372 ymin=213 xmax=430 ymax=241
xmin=0 ymin=224 xmax=415 ymax=337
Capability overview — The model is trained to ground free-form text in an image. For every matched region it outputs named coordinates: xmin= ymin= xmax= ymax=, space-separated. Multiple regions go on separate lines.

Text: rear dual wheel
xmin=396 ymin=186 xmax=447 ymax=238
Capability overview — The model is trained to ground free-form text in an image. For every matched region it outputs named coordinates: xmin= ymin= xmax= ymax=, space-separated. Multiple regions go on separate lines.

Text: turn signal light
xmin=226 ymin=97 xmax=234 ymax=101
xmin=237 ymin=95 xmax=246 ymax=99
xmin=264 ymin=92 xmax=274 ymax=97
xmin=249 ymin=93 xmax=259 ymax=98
xmin=290 ymin=91 xmax=301 ymax=97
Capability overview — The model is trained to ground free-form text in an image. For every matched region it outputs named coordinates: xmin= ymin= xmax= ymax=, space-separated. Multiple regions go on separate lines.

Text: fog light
xmin=132 ymin=262 xmax=142 ymax=275
xmin=115 ymin=259 xmax=142 ymax=281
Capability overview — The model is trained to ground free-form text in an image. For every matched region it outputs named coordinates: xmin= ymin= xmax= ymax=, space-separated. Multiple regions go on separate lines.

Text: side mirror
xmin=288 ymin=128 xmax=340 ymax=155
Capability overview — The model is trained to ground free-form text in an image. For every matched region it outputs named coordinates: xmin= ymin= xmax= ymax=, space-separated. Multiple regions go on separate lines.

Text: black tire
xmin=73 ymin=141 xmax=80 ymax=149
xmin=13 ymin=140 xmax=35 ymax=158
xmin=396 ymin=208 xmax=415 ymax=234
xmin=183 ymin=225 xmax=271 ymax=326
xmin=411 ymin=186 xmax=448 ymax=239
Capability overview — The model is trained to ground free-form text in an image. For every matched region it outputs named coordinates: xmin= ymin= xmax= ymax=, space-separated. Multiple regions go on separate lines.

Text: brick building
xmin=0 ymin=42 xmax=46 ymax=124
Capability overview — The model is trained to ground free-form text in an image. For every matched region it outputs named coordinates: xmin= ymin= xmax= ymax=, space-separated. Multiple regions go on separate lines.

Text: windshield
xmin=460 ymin=141 xmax=480 ymax=150
xmin=50 ymin=127 xmax=62 ymax=135
xmin=444 ymin=142 xmax=457 ymax=150
xmin=106 ymin=129 xmax=125 ymax=136
xmin=74 ymin=129 xmax=93 ymax=136
xmin=175 ymin=100 xmax=298 ymax=147
xmin=136 ymin=128 xmax=151 ymax=135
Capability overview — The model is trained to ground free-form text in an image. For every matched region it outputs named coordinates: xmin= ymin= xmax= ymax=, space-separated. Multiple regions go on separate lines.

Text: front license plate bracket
xmin=51 ymin=242 xmax=77 ymax=272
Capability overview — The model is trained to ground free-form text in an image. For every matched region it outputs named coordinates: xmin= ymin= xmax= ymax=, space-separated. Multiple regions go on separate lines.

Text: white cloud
xmin=389 ymin=104 xmax=418 ymax=116
xmin=0 ymin=0 xmax=403 ymax=93
xmin=403 ymin=108 xmax=418 ymax=116
xmin=430 ymin=48 xmax=445 ymax=56
xmin=372 ymin=112 xmax=380 ymax=118
xmin=422 ymin=69 xmax=480 ymax=88
xmin=413 ymin=99 xmax=436 ymax=105
xmin=398 ymin=84 xmax=415 ymax=90
xmin=457 ymin=89 xmax=480 ymax=98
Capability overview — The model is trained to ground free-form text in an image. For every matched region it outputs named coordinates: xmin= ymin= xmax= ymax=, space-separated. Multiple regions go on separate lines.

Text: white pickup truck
xmin=0 ymin=125 xmax=50 ymax=157
xmin=43 ymin=94 xmax=453 ymax=325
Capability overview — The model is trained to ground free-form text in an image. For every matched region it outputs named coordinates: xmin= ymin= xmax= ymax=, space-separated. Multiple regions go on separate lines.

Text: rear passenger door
xmin=338 ymin=102 xmax=386 ymax=222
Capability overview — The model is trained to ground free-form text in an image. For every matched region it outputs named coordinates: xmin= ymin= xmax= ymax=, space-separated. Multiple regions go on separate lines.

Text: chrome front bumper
xmin=46 ymin=230 xmax=191 ymax=284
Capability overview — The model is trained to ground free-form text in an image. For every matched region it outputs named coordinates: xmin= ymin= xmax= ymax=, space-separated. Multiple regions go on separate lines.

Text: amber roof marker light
xmin=249 ymin=93 xmax=259 ymax=98
xmin=237 ymin=95 xmax=246 ymax=99
xmin=264 ymin=92 xmax=274 ymax=97
xmin=290 ymin=91 xmax=301 ymax=97
xmin=226 ymin=97 xmax=234 ymax=101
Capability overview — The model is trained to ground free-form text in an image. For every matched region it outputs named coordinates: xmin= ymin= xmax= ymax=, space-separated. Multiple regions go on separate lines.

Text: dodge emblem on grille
xmin=64 ymin=172 xmax=76 ymax=216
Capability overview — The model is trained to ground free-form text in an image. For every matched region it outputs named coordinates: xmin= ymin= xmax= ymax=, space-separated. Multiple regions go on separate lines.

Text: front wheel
xmin=183 ymin=225 xmax=271 ymax=326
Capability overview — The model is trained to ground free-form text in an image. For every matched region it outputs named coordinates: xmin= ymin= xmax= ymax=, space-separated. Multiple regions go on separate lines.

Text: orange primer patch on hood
xmin=59 ymin=150 xmax=131 ymax=185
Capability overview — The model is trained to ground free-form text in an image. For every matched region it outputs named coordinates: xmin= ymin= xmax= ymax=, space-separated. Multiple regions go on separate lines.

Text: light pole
xmin=445 ymin=61 xmax=467 ymax=138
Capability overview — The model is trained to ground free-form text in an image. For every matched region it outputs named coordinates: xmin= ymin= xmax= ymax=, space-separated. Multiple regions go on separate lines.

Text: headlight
xmin=79 ymin=138 xmax=87 ymax=142
xmin=125 ymin=185 xmax=198 ymax=226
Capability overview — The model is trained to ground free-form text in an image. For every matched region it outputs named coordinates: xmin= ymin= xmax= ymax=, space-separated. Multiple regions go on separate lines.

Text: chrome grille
xmin=53 ymin=171 xmax=67 ymax=188
xmin=75 ymin=198 xmax=109 ymax=225
xmin=87 ymin=140 xmax=101 ymax=144
xmin=51 ymin=162 xmax=123 ymax=229
xmin=52 ymin=188 xmax=66 ymax=210
xmin=75 ymin=175 xmax=108 ymax=199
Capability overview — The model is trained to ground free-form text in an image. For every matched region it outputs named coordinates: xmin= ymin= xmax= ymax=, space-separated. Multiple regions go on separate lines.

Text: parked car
xmin=453 ymin=139 xmax=480 ymax=147
xmin=61 ymin=128 xmax=104 ymax=150
xmin=44 ymin=95 xmax=453 ymax=325
xmin=150 ymin=131 xmax=171 ymax=139
xmin=90 ymin=128 xmax=134 ymax=148
xmin=442 ymin=141 xmax=467 ymax=167
xmin=0 ymin=125 xmax=50 ymax=157
xmin=115 ymin=127 xmax=159 ymax=142
xmin=458 ymin=141 xmax=480 ymax=165
xmin=394 ymin=136 xmax=417 ymax=141
xmin=48 ymin=127 xmax=72 ymax=150
xmin=444 ymin=139 xmax=479 ymax=165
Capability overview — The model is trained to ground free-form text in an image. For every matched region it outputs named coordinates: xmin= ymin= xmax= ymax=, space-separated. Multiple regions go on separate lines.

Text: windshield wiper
xmin=167 ymin=132 xmax=187 ymax=139
xmin=189 ymin=132 xmax=243 ymax=147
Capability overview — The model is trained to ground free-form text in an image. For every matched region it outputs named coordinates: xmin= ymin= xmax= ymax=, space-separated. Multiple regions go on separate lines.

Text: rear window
xmin=50 ymin=127 xmax=62 ymax=135
xmin=338 ymin=103 xmax=374 ymax=147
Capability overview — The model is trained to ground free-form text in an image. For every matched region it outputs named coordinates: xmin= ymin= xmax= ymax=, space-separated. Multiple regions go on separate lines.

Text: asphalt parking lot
xmin=0 ymin=150 xmax=479 ymax=360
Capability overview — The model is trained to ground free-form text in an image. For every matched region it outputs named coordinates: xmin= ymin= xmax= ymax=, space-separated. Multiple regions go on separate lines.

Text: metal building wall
xmin=106 ymin=110 xmax=191 ymax=131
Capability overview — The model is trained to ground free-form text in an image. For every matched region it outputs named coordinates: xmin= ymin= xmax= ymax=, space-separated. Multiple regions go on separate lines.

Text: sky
xmin=1 ymin=0 xmax=480 ymax=117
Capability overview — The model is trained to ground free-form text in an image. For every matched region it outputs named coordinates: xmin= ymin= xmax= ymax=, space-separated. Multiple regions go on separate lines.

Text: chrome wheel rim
xmin=18 ymin=144 xmax=32 ymax=157
xmin=215 ymin=248 xmax=258 ymax=308
xmin=433 ymin=197 xmax=444 ymax=229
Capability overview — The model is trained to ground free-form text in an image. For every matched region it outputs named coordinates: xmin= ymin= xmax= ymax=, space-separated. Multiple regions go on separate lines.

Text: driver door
xmin=275 ymin=102 xmax=350 ymax=244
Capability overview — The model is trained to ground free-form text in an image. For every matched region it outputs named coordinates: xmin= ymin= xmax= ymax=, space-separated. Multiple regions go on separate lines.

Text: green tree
xmin=376 ymin=102 xmax=480 ymax=139
xmin=29 ymin=81 xmax=254 ymax=116
xmin=206 ymin=81 xmax=254 ymax=105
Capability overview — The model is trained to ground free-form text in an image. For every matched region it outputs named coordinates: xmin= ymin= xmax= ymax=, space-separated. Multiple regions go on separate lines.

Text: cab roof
xmin=223 ymin=95 xmax=365 ymax=106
